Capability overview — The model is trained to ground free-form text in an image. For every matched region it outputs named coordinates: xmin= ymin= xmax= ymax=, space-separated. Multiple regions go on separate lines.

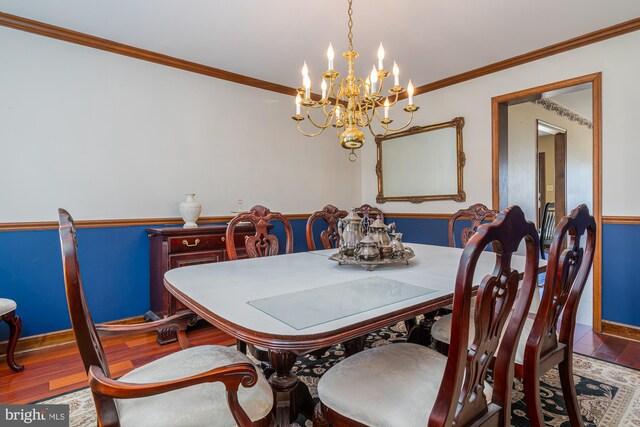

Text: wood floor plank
xmin=49 ymin=372 xmax=87 ymax=391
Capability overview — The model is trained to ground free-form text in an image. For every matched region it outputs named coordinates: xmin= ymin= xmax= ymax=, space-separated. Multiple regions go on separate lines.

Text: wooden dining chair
xmin=354 ymin=204 xmax=383 ymax=231
xmin=448 ymin=203 xmax=498 ymax=248
xmin=226 ymin=205 xmax=294 ymax=361
xmin=58 ymin=209 xmax=273 ymax=427
xmin=1 ymin=298 xmax=23 ymax=372
xmin=314 ymin=205 xmax=540 ymax=427
xmin=407 ymin=203 xmax=498 ymax=345
xmin=226 ymin=205 xmax=293 ymax=260
xmin=305 ymin=204 xmax=348 ymax=251
xmin=539 ymin=202 xmax=556 ymax=259
xmin=431 ymin=204 xmax=595 ymax=427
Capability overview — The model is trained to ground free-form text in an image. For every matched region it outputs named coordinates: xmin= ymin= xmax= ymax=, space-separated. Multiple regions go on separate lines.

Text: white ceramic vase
xmin=179 ymin=193 xmax=202 ymax=229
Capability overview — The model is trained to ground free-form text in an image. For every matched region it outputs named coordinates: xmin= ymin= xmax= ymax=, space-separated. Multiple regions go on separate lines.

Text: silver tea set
xmin=336 ymin=209 xmax=410 ymax=262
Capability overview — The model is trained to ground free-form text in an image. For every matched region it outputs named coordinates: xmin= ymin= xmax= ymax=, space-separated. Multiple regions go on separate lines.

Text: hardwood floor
xmin=0 ymin=323 xmax=234 ymax=404
xmin=573 ymin=323 xmax=640 ymax=369
xmin=0 ymin=323 xmax=637 ymax=405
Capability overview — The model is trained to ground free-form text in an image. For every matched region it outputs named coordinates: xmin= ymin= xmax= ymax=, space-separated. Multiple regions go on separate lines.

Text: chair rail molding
xmin=0 ymin=214 xmax=311 ymax=232
xmin=602 ymin=216 xmax=640 ymax=225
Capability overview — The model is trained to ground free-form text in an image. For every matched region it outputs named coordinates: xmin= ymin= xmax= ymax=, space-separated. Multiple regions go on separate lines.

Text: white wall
xmin=361 ymin=30 xmax=640 ymax=218
xmin=0 ymin=27 xmax=361 ymax=222
xmin=360 ymin=30 xmax=640 ymax=326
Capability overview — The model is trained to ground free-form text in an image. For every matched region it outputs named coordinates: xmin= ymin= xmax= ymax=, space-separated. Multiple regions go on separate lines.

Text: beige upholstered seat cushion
xmin=431 ymin=312 xmax=535 ymax=365
xmin=0 ymin=298 xmax=17 ymax=316
xmin=317 ymin=343 xmax=492 ymax=427
xmin=115 ymin=345 xmax=273 ymax=427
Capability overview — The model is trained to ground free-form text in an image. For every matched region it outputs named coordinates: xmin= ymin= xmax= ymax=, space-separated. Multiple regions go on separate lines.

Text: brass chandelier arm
xmin=361 ymin=105 xmax=377 ymax=128
xmin=373 ymin=89 xmax=401 ymax=108
xmin=304 ymin=107 xmax=335 ymax=129
xmin=328 ymin=78 xmax=342 ymax=100
xmin=296 ymin=119 xmax=329 ymax=137
xmin=374 ymin=107 xmax=417 ymax=133
xmin=367 ymin=120 xmax=388 ymax=137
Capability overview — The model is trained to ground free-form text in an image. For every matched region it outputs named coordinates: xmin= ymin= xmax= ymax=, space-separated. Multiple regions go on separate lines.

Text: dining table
xmin=164 ymin=242 xmax=546 ymax=426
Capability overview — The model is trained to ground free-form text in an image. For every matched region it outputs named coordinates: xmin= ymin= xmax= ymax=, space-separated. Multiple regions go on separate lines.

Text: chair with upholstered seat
xmin=226 ymin=205 xmax=295 ymax=361
xmin=448 ymin=203 xmax=498 ymax=248
xmin=1 ymin=298 xmax=23 ymax=372
xmin=431 ymin=204 xmax=595 ymax=427
xmin=314 ymin=205 xmax=540 ymax=427
xmin=353 ymin=204 xmax=383 ymax=232
xmin=305 ymin=204 xmax=348 ymax=251
xmin=407 ymin=203 xmax=498 ymax=345
xmin=226 ymin=205 xmax=293 ymax=261
xmin=58 ymin=209 xmax=273 ymax=427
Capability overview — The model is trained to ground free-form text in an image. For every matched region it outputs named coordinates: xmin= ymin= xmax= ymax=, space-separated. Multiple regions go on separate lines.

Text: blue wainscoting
xmin=2 ymin=216 xmax=637 ymax=341
xmin=0 ymin=219 xmax=311 ymax=341
xmin=0 ymin=216 xmax=472 ymax=341
xmin=601 ymin=223 xmax=640 ymax=327
xmin=385 ymin=217 xmax=450 ymax=246
xmin=0 ymin=225 xmax=152 ymax=340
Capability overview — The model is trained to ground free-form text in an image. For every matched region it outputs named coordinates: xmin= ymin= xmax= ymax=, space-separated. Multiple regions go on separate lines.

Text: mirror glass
xmin=376 ymin=118 xmax=465 ymax=203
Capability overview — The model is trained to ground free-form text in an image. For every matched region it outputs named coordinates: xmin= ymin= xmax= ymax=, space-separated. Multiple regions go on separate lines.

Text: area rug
xmin=38 ymin=323 xmax=640 ymax=426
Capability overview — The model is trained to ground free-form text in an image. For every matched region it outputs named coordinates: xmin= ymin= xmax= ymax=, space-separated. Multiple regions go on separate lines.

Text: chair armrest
xmin=88 ymin=362 xmax=258 ymax=426
xmin=96 ymin=311 xmax=197 ymax=349
xmin=96 ymin=311 xmax=197 ymax=336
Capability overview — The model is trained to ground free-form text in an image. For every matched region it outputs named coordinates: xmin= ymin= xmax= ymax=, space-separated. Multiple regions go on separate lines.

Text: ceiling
xmin=1 ymin=1 xmax=639 ymax=91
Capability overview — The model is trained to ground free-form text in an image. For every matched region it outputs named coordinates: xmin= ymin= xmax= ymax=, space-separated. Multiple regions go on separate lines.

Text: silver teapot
xmin=355 ymin=234 xmax=380 ymax=261
xmin=390 ymin=232 xmax=405 ymax=257
xmin=368 ymin=218 xmax=393 ymax=258
xmin=337 ymin=209 xmax=365 ymax=257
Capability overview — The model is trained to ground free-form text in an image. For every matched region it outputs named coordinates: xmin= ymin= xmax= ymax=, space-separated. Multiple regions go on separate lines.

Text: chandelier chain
xmin=347 ymin=0 xmax=353 ymax=51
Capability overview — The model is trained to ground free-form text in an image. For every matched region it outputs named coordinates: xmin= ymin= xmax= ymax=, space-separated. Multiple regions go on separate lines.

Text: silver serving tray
xmin=329 ymin=247 xmax=415 ymax=271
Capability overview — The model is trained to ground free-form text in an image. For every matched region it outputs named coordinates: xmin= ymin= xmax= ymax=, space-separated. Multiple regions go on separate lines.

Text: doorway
xmin=536 ymin=120 xmax=567 ymax=226
xmin=491 ymin=73 xmax=602 ymax=331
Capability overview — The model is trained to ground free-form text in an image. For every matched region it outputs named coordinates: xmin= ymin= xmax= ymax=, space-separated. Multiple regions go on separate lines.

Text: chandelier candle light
xmin=292 ymin=0 xmax=419 ymax=161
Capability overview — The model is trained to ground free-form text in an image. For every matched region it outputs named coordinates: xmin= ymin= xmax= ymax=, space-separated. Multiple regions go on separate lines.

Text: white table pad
xmin=164 ymin=243 xmax=542 ymax=337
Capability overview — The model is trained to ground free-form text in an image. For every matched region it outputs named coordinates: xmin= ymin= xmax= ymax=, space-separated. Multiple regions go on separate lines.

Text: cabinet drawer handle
xmin=221 ymin=236 xmax=225 ymax=242
xmin=182 ymin=239 xmax=200 ymax=247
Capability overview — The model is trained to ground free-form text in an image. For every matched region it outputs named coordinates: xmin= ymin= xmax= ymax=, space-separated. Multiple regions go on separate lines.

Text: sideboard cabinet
xmin=147 ymin=225 xmax=255 ymax=323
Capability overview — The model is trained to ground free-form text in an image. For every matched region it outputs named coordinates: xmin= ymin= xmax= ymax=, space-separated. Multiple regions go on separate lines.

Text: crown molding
xmin=0 ymin=12 xmax=300 ymax=97
xmin=410 ymin=17 xmax=640 ymax=97
xmin=2 ymin=13 xmax=639 ymax=101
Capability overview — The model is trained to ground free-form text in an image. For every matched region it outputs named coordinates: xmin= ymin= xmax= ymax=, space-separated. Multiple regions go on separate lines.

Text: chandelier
xmin=292 ymin=0 xmax=418 ymax=161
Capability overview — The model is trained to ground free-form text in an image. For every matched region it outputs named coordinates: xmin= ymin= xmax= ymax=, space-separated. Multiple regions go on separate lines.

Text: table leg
xmin=343 ymin=335 xmax=366 ymax=357
xmin=407 ymin=310 xmax=446 ymax=346
xmin=268 ymin=350 xmax=298 ymax=427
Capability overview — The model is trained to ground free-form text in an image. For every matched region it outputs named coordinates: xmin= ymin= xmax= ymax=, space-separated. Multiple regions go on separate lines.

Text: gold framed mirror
xmin=375 ymin=117 xmax=466 ymax=203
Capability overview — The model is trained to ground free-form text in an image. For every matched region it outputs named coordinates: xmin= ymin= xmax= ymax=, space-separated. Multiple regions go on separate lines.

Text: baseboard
xmin=602 ymin=320 xmax=640 ymax=342
xmin=0 ymin=315 xmax=145 ymax=357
